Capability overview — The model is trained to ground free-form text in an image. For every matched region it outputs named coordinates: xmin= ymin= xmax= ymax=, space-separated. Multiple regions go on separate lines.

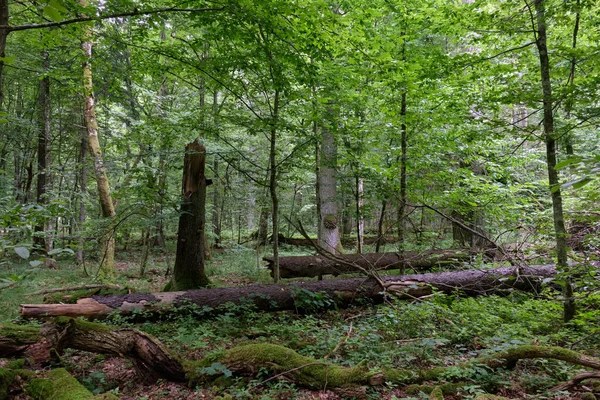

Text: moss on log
xmin=186 ymin=343 xmax=372 ymax=388
xmin=26 ymin=368 xmax=118 ymax=400
xmin=0 ymin=323 xmax=42 ymax=358
xmin=2 ymin=318 xmax=600 ymax=393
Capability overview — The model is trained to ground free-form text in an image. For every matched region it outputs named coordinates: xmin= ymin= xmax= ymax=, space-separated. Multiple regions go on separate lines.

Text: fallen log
xmin=20 ymin=265 xmax=556 ymax=320
xmin=275 ymin=234 xmax=395 ymax=247
xmin=264 ymin=249 xmax=494 ymax=278
xmin=0 ymin=319 xmax=598 ymax=392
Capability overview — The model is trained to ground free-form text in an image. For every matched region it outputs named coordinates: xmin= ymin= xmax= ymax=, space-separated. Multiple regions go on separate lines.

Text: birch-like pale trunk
xmin=80 ymin=2 xmax=116 ymax=277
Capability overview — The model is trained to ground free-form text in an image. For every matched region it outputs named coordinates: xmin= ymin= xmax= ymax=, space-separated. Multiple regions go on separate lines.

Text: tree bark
xmin=172 ymin=139 xmax=210 ymax=290
xmin=211 ymin=156 xmax=221 ymax=247
xmin=534 ymin=0 xmax=573 ymax=322
xmin=20 ymin=265 xmax=557 ymax=319
xmin=76 ymin=124 xmax=87 ymax=265
xmin=318 ymin=118 xmax=342 ymax=254
xmin=0 ymin=0 xmax=8 ymax=110
xmin=269 ymin=89 xmax=280 ymax=282
xmin=33 ymin=49 xmax=53 ymax=263
xmin=264 ymin=249 xmax=493 ymax=278
xmin=398 ymin=90 xmax=407 ymax=251
xmin=80 ymin=3 xmax=117 ymax=277
xmin=356 ymin=176 xmax=364 ymax=253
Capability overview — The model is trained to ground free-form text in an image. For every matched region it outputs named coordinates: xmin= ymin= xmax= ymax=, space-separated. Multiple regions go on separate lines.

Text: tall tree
xmin=533 ymin=0 xmax=573 ymax=321
xmin=80 ymin=0 xmax=116 ymax=278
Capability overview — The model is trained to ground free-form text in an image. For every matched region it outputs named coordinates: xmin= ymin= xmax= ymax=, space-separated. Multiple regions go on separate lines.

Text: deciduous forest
xmin=1 ymin=0 xmax=600 ymax=398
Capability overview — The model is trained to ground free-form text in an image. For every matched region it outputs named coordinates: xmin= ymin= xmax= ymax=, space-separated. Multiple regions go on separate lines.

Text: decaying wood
xmin=21 ymin=265 xmax=556 ymax=319
xmin=264 ymin=249 xmax=493 ymax=278
xmin=1 ymin=319 xmax=599 ymax=393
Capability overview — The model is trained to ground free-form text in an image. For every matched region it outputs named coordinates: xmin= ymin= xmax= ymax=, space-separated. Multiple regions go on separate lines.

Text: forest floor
xmin=1 ymin=243 xmax=599 ymax=399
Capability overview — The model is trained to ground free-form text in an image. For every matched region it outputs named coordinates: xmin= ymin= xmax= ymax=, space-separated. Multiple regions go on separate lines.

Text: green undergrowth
xmin=124 ymin=291 xmax=599 ymax=398
xmin=3 ymin=249 xmax=600 ymax=398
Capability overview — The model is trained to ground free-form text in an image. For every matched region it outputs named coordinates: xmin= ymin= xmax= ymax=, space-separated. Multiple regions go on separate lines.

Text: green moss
xmin=26 ymin=378 xmax=53 ymax=399
xmin=6 ymin=359 xmax=25 ymax=370
xmin=187 ymin=343 xmax=372 ymax=388
xmin=44 ymin=290 xmax=101 ymax=304
xmin=429 ymin=386 xmax=444 ymax=400
xmin=26 ymin=368 xmax=94 ymax=400
xmin=54 ymin=317 xmax=114 ymax=333
xmin=580 ymin=393 xmax=597 ymax=400
xmin=0 ymin=323 xmax=41 ymax=342
xmin=93 ymin=393 xmax=120 ymax=399
xmin=406 ymin=382 xmax=459 ymax=395
xmin=0 ymin=368 xmax=16 ymax=400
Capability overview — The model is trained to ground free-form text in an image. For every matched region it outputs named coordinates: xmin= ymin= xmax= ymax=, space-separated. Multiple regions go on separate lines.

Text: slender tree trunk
xmin=356 ymin=176 xmax=364 ymax=254
xmin=398 ymin=91 xmax=407 ymax=252
xmin=34 ymin=49 xmax=54 ymax=263
xmin=152 ymin=65 xmax=168 ymax=249
xmin=269 ymin=90 xmax=280 ymax=283
xmin=376 ymin=199 xmax=388 ymax=252
xmin=0 ymin=0 xmax=8 ymax=111
xmin=212 ymin=156 xmax=221 ymax=247
xmin=80 ymin=4 xmax=116 ymax=278
xmin=534 ymin=0 xmax=573 ymax=322
xmin=76 ymin=125 xmax=87 ymax=265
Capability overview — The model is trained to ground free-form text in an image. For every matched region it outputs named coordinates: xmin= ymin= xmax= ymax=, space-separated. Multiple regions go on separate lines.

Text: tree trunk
xmin=171 ymin=139 xmax=210 ymax=290
xmin=534 ymin=0 xmax=573 ymax=322
xmin=318 ymin=119 xmax=342 ymax=254
xmin=80 ymin=7 xmax=116 ymax=277
xmin=398 ymin=90 xmax=407 ymax=251
xmin=264 ymin=249 xmax=493 ymax=278
xmin=376 ymin=199 xmax=388 ymax=252
xmin=20 ymin=264 xmax=557 ymax=319
xmin=76 ymin=125 xmax=87 ymax=265
xmin=211 ymin=156 xmax=221 ymax=247
xmin=0 ymin=0 xmax=8 ymax=110
xmin=269 ymin=90 xmax=280 ymax=283
xmin=356 ymin=176 xmax=364 ymax=253
xmin=33 ymin=49 xmax=54 ymax=264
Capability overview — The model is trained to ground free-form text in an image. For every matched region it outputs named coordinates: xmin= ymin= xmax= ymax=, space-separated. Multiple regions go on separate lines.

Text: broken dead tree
xmin=1 ymin=319 xmax=599 ymax=393
xmin=264 ymin=249 xmax=495 ymax=279
xmin=21 ymin=265 xmax=556 ymax=320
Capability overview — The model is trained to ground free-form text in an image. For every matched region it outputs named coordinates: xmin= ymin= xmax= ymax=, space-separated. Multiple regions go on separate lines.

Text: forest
xmin=1 ymin=0 xmax=600 ymax=398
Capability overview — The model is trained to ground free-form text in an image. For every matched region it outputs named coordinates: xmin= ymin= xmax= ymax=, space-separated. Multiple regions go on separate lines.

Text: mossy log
xmin=26 ymin=368 xmax=117 ymax=400
xmin=2 ymin=318 xmax=600 ymax=392
xmin=20 ymin=265 xmax=556 ymax=320
xmin=264 ymin=249 xmax=494 ymax=279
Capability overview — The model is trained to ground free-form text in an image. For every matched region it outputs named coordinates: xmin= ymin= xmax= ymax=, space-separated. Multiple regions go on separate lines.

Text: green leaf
xmin=43 ymin=4 xmax=64 ymax=22
xmin=14 ymin=247 xmax=30 ymax=259
xmin=555 ymin=156 xmax=582 ymax=170
xmin=561 ymin=177 xmax=592 ymax=191
xmin=48 ymin=248 xmax=74 ymax=256
xmin=29 ymin=260 xmax=43 ymax=267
